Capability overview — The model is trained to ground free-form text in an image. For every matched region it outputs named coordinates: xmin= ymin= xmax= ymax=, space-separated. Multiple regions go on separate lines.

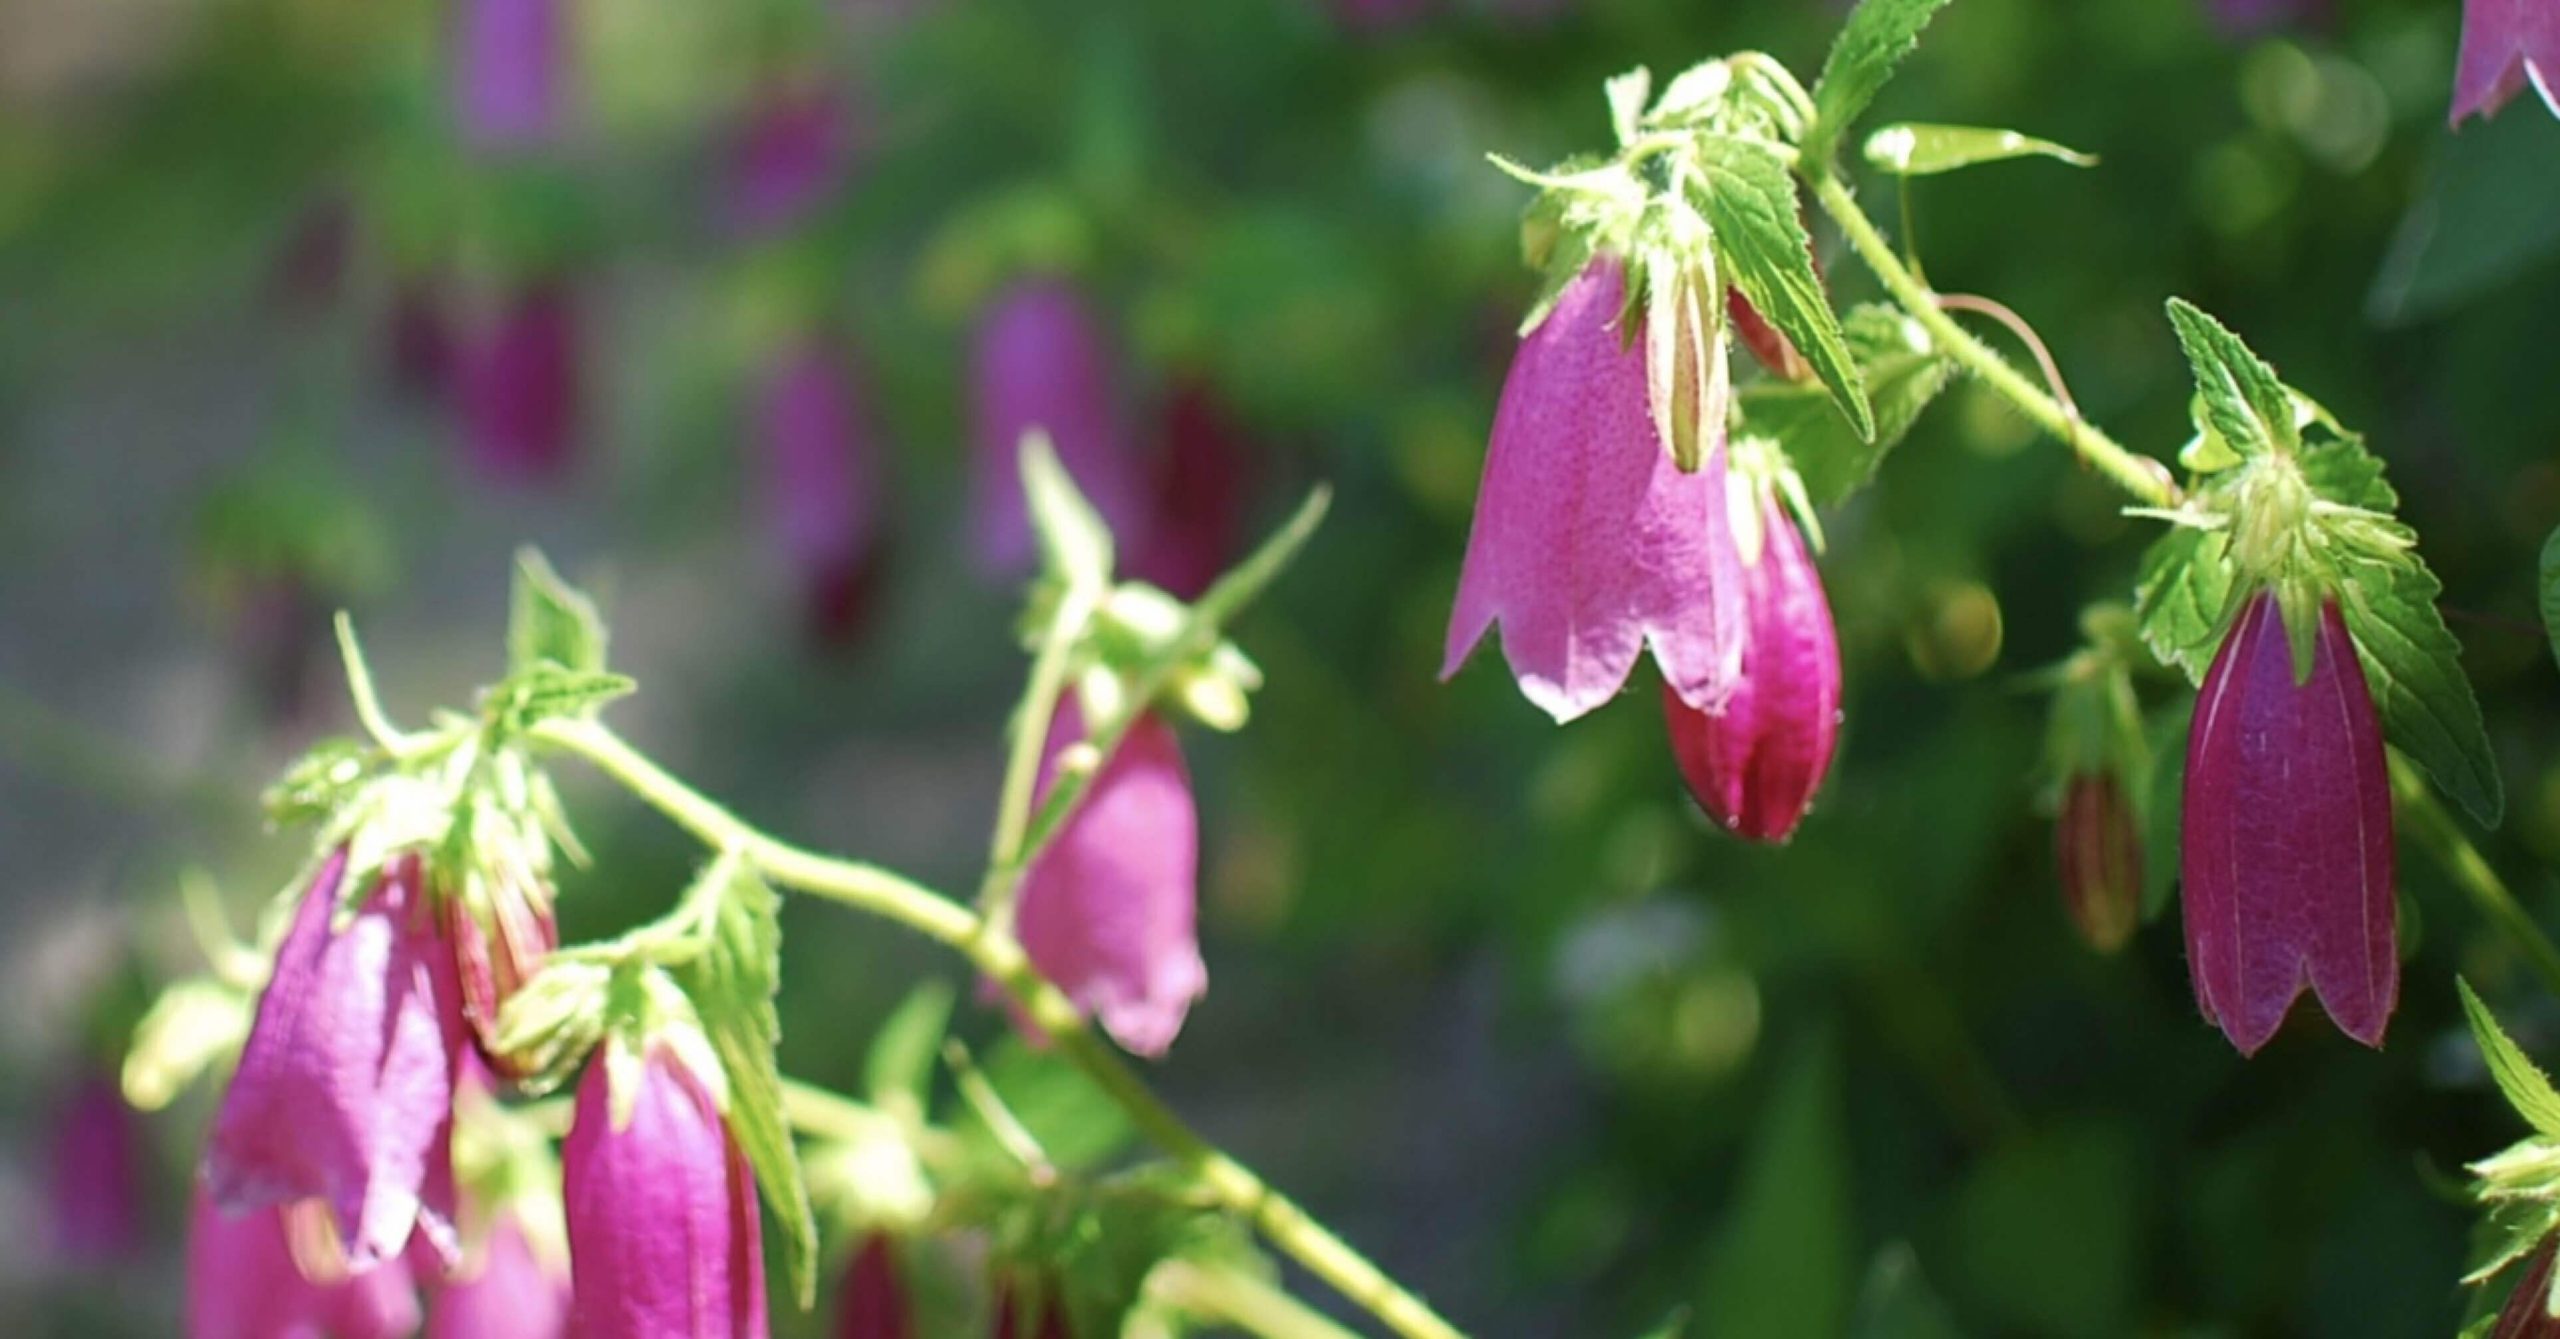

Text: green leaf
xmin=2334 ymin=542 xmax=2503 ymax=827
xmin=2369 ymin=108 xmax=2560 ymax=325
xmin=1808 ymin=0 xmax=1955 ymax=165
xmin=1022 ymin=430 xmax=1115 ymax=594
xmin=263 ymin=736 xmax=371 ymax=827
xmin=970 ymin=1037 xmax=1135 ymax=1171
xmin=1738 ymin=303 xmax=1949 ymax=504
xmin=488 ymin=663 xmax=636 ymax=732
xmin=2163 ymin=300 xmax=2297 ymax=463
xmin=2132 ymin=524 xmax=2238 ymax=685
xmin=1691 ymin=135 xmax=1873 ymax=442
xmin=507 ymin=548 xmax=608 ymax=675
xmin=2459 ymin=979 xmax=2560 ymax=1139
xmin=673 ymin=858 xmax=819 ymax=1308
xmin=1862 ymin=123 xmax=2095 ymax=176
xmin=1696 ymin=1034 xmax=1853 ymax=1337
xmin=863 ymin=979 xmax=955 ymax=1112
xmin=2538 ymin=526 xmax=2560 ymax=673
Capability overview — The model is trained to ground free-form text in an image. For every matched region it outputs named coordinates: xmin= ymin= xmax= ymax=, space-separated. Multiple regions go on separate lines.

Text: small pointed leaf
xmin=1863 ymin=123 xmax=2095 ymax=176
xmin=1808 ymin=0 xmax=1955 ymax=165
xmin=2460 ymin=978 xmax=2560 ymax=1139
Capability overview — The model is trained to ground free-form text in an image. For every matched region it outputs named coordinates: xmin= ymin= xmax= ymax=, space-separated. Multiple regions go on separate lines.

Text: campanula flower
xmin=969 ymin=279 xmax=1143 ymax=577
xmin=757 ymin=337 xmax=886 ymax=646
xmin=188 ymin=1191 xmax=423 ymax=1339
xmin=2453 ymin=0 xmax=2560 ymax=125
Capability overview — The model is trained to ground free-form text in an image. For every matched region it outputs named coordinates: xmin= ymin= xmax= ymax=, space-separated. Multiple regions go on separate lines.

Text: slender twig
xmin=1936 ymin=293 xmax=2082 ymax=428
xmin=981 ymin=588 xmax=1095 ymax=925
xmin=1149 ymin=1259 xmax=1366 ymax=1339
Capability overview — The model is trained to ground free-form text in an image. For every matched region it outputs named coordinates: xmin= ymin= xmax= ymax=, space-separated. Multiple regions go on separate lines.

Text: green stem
xmin=1149 ymin=1259 xmax=1366 ymax=1339
xmin=2392 ymin=756 xmax=2560 ymax=1000
xmin=1807 ymin=172 xmax=2176 ymax=509
xmin=982 ymin=590 xmax=1094 ymax=922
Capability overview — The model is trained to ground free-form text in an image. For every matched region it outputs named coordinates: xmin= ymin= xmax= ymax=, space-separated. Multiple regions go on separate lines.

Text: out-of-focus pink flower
xmin=969 ymin=279 xmax=1143 ymax=577
xmin=835 ymin=1235 xmax=912 ymax=1339
xmin=1129 ymin=380 xmax=1252 ymax=601
xmin=46 ymin=1071 xmax=146 ymax=1266
xmin=205 ymin=849 xmax=465 ymax=1270
xmin=2199 ymin=0 xmax=2326 ymax=38
xmin=757 ymin=337 xmax=887 ymax=647
xmin=271 ymin=196 xmax=354 ymax=316
xmin=562 ymin=1043 xmax=767 ymax=1338
xmin=2452 ymin=0 xmax=2560 ymax=125
xmin=1659 ymin=473 xmax=1841 ymax=843
xmin=1443 ymin=256 xmax=1746 ymax=723
xmin=453 ymin=0 xmax=566 ymax=151
xmin=2056 ymin=773 xmax=2142 ymax=953
xmin=389 ymin=278 xmax=458 ymax=404
xmin=188 ymin=1191 xmax=423 ymax=1339
xmin=2182 ymin=592 xmax=2395 ymax=1054
xmin=725 ymin=84 xmax=854 ymax=238
xmin=427 ymin=1212 xmax=570 ymax=1339
xmin=1015 ymin=700 xmax=1205 ymax=1058
xmin=456 ymin=280 xmax=580 ymax=486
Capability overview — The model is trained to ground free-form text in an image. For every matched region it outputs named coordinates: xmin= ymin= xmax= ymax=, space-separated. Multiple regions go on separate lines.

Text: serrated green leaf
xmin=492 ymin=665 xmax=636 ymax=730
xmin=2132 ymin=525 xmax=2238 ymax=685
xmin=2460 ymin=979 xmax=2560 ymax=1139
xmin=2163 ymin=300 xmax=2297 ymax=462
xmin=507 ymin=548 xmax=608 ymax=675
xmin=1862 ymin=123 xmax=2095 ymax=176
xmin=1738 ymin=303 xmax=1949 ymax=504
xmin=2335 ymin=546 xmax=2503 ymax=827
xmin=1808 ymin=0 xmax=1954 ymax=165
xmin=2538 ymin=526 xmax=2560 ymax=673
xmin=1691 ymin=135 xmax=1872 ymax=442
xmin=864 ymin=979 xmax=955 ymax=1112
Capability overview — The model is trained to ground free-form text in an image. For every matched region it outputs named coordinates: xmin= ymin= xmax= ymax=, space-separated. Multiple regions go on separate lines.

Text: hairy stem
xmin=982 ymin=589 xmax=1094 ymax=923
xmin=2392 ymin=756 xmax=2560 ymax=1001
xmin=1148 ymin=1258 xmax=1366 ymax=1339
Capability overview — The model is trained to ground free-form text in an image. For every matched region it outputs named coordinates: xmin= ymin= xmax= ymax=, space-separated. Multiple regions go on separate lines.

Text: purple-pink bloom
xmin=2452 ymin=0 xmax=2560 ymax=125
xmin=1128 ymin=379 xmax=1251 ymax=601
xmin=428 ymin=1212 xmax=569 ymax=1339
xmin=45 ymin=1071 xmax=146 ymax=1266
xmin=563 ymin=1043 xmax=768 ymax=1338
xmin=188 ymin=1191 xmax=423 ymax=1339
xmin=968 ymin=279 xmax=1144 ymax=577
xmin=835 ymin=1235 xmax=913 ymax=1339
xmin=388 ymin=277 xmax=458 ymax=404
xmin=724 ymin=85 xmax=854 ymax=238
xmin=1016 ymin=700 xmax=1206 ymax=1058
xmin=453 ymin=0 xmax=566 ymax=151
xmin=1659 ymin=477 xmax=1841 ymax=843
xmin=1442 ymin=256 xmax=1746 ymax=723
xmin=206 ymin=849 xmax=465 ymax=1271
xmin=757 ymin=336 xmax=887 ymax=647
xmin=457 ymin=280 xmax=580 ymax=487
xmin=2182 ymin=591 xmax=2395 ymax=1055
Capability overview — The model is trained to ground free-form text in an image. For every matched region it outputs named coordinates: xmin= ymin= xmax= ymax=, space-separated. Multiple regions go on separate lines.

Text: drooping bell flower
xmin=2056 ymin=773 xmax=2142 ymax=953
xmin=1660 ymin=460 xmax=1841 ymax=842
xmin=456 ymin=280 xmax=579 ymax=486
xmin=205 ymin=848 xmax=465 ymax=1270
xmin=428 ymin=1212 xmax=571 ymax=1339
xmin=188 ymin=1191 xmax=423 ymax=1339
xmin=2182 ymin=591 xmax=2395 ymax=1054
xmin=1443 ymin=257 xmax=1746 ymax=723
xmin=757 ymin=337 xmax=887 ymax=647
xmin=969 ymin=279 xmax=1144 ymax=577
xmin=724 ymin=83 xmax=853 ymax=238
xmin=1129 ymin=379 xmax=1251 ymax=601
xmin=1015 ymin=699 xmax=1206 ymax=1058
xmin=45 ymin=1071 xmax=146 ymax=1265
xmin=836 ymin=1235 xmax=913 ymax=1339
xmin=562 ymin=1040 xmax=767 ymax=1338
xmin=2452 ymin=0 xmax=2560 ymax=125
xmin=453 ymin=0 xmax=567 ymax=151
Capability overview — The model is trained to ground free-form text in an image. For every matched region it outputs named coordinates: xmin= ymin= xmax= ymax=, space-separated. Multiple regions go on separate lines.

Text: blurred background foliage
xmin=2 ymin=0 xmax=2558 ymax=1333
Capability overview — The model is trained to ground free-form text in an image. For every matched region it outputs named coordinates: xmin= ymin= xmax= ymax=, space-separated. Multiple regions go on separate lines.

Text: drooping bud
xmin=2181 ymin=590 xmax=2395 ymax=1054
xmin=428 ymin=1211 xmax=571 ymax=1339
xmin=45 ymin=1071 xmax=146 ymax=1266
xmin=1128 ymin=379 xmax=1252 ymax=602
xmin=446 ymin=847 xmax=559 ymax=1080
xmin=2452 ymin=0 xmax=2560 ymax=126
xmin=2055 ymin=774 xmax=2142 ymax=953
xmin=205 ymin=849 xmax=467 ymax=1269
xmin=457 ymin=279 xmax=580 ymax=486
xmin=1014 ymin=699 xmax=1206 ymax=1057
xmin=835 ymin=1235 xmax=914 ymax=1339
xmin=756 ymin=336 xmax=887 ymax=647
xmin=725 ymin=82 xmax=853 ymax=238
xmin=188 ymin=1190 xmax=422 ymax=1339
xmin=2492 ymin=1233 xmax=2560 ymax=1339
xmin=1443 ymin=256 xmax=1746 ymax=722
xmin=969 ymin=279 xmax=1143 ymax=577
xmin=1727 ymin=286 xmax=1809 ymax=383
xmin=562 ymin=1038 xmax=768 ymax=1337
xmin=453 ymin=0 xmax=568 ymax=151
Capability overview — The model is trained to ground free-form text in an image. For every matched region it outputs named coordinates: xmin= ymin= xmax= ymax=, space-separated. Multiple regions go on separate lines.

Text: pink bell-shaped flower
xmin=562 ymin=1041 xmax=768 ymax=1338
xmin=456 ymin=280 xmax=580 ymax=487
xmin=453 ymin=0 xmax=566 ymax=151
xmin=1443 ymin=256 xmax=1746 ymax=722
xmin=756 ymin=336 xmax=887 ymax=647
xmin=2181 ymin=590 xmax=2396 ymax=1054
xmin=2056 ymin=772 xmax=2143 ymax=953
xmin=427 ymin=1212 xmax=570 ymax=1339
xmin=834 ymin=1235 xmax=913 ymax=1339
xmin=1015 ymin=700 xmax=1206 ymax=1058
xmin=1129 ymin=379 xmax=1251 ymax=602
xmin=2453 ymin=0 xmax=2560 ymax=125
xmin=724 ymin=83 xmax=853 ymax=238
xmin=968 ymin=279 xmax=1143 ymax=577
xmin=45 ymin=1070 xmax=146 ymax=1266
xmin=1660 ymin=469 xmax=1842 ymax=843
xmin=205 ymin=849 xmax=466 ymax=1270
xmin=187 ymin=1191 xmax=423 ymax=1339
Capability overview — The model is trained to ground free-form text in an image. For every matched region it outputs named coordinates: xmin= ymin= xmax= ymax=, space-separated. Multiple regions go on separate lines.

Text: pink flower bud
xmin=188 ymin=1191 xmax=422 ymax=1339
xmin=1444 ymin=256 xmax=1748 ymax=722
xmin=428 ymin=1212 xmax=570 ymax=1339
xmin=2493 ymin=1233 xmax=2560 ymax=1339
xmin=1727 ymin=286 xmax=1809 ymax=383
xmin=45 ymin=1071 xmax=146 ymax=1266
xmin=2056 ymin=773 xmax=2142 ymax=953
xmin=1128 ymin=379 xmax=1252 ymax=601
xmin=446 ymin=859 xmax=560 ymax=1080
xmin=453 ymin=0 xmax=566 ymax=151
xmin=2452 ymin=0 xmax=2560 ymax=126
xmin=835 ymin=1235 xmax=912 ymax=1339
xmin=2181 ymin=591 xmax=2395 ymax=1054
xmin=563 ymin=1043 xmax=768 ymax=1338
xmin=1660 ymin=480 xmax=1842 ymax=843
xmin=757 ymin=337 xmax=887 ymax=647
xmin=206 ymin=849 xmax=466 ymax=1270
xmin=1016 ymin=700 xmax=1206 ymax=1058
xmin=968 ymin=279 xmax=1143 ymax=577
xmin=457 ymin=280 xmax=580 ymax=487
xmin=725 ymin=85 xmax=853 ymax=238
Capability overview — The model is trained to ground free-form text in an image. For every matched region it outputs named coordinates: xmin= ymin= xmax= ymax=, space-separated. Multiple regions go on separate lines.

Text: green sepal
xmin=1690 ymin=135 xmax=1874 ymax=443
xmin=1808 ymin=0 xmax=1955 ymax=166
xmin=1737 ymin=304 xmax=1949 ymax=504
xmin=2132 ymin=523 xmax=2239 ymax=686
xmin=1862 ymin=123 xmax=2095 ymax=177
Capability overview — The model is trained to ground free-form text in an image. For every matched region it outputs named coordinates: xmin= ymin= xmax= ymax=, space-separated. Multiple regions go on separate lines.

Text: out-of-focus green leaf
xmin=1852 ymin=1245 xmax=1965 ymax=1339
xmin=2370 ymin=110 xmax=2560 ymax=325
xmin=508 ymin=548 xmax=608 ymax=676
xmin=1862 ymin=124 xmax=2095 ymax=176
xmin=1941 ymin=1122 xmax=2139 ymax=1337
xmin=864 ymin=979 xmax=956 ymax=1112
xmin=970 ymin=1036 xmax=1135 ymax=1172
xmin=1695 ymin=1033 xmax=1852 ymax=1337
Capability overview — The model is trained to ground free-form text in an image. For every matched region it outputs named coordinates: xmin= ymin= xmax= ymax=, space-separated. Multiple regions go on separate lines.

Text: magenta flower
xmin=835 ymin=1235 xmax=913 ymax=1339
xmin=1660 ymin=473 xmax=1842 ymax=843
xmin=205 ymin=849 xmax=465 ymax=1270
xmin=2182 ymin=591 xmax=2395 ymax=1054
xmin=2056 ymin=773 xmax=2142 ymax=953
xmin=445 ymin=863 xmax=559 ymax=1078
xmin=188 ymin=1191 xmax=423 ymax=1339
xmin=1129 ymin=379 xmax=1251 ymax=601
xmin=1442 ymin=257 xmax=1746 ymax=722
xmin=2452 ymin=0 xmax=2560 ymax=125
xmin=563 ymin=1042 xmax=768 ymax=1338
xmin=388 ymin=276 xmax=458 ymax=404
xmin=969 ymin=279 xmax=1143 ymax=577
xmin=45 ymin=1071 xmax=146 ymax=1266
xmin=428 ymin=1213 xmax=570 ymax=1339
xmin=724 ymin=85 xmax=854 ymax=238
xmin=1016 ymin=700 xmax=1206 ymax=1058
xmin=453 ymin=0 xmax=566 ymax=151
xmin=757 ymin=337 xmax=887 ymax=647
xmin=457 ymin=280 xmax=579 ymax=486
